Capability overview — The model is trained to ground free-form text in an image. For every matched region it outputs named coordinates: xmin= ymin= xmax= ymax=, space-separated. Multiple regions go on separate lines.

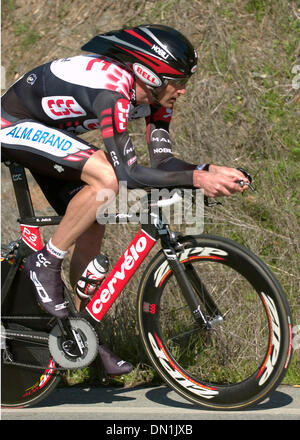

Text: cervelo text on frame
xmin=86 ymin=229 xmax=156 ymax=322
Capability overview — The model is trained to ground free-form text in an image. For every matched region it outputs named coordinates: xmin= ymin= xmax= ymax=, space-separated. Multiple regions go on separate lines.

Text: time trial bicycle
xmin=1 ymin=161 xmax=293 ymax=410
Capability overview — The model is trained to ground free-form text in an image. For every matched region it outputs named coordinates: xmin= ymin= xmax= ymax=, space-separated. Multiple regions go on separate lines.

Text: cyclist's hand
xmin=208 ymin=165 xmax=250 ymax=183
xmin=193 ymin=167 xmax=249 ymax=197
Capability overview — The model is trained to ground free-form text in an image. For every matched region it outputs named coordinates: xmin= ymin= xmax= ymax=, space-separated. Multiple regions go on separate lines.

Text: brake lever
xmin=236 ymin=180 xmax=257 ymax=192
xmin=236 ymin=167 xmax=257 ymax=192
xmin=200 ymin=166 xmax=257 ymax=208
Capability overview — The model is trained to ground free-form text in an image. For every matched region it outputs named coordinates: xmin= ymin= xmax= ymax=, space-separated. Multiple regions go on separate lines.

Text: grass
xmin=13 ymin=22 xmax=41 ymax=49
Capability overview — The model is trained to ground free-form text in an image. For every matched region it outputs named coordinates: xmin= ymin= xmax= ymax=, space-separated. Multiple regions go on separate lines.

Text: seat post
xmin=7 ymin=162 xmax=35 ymax=219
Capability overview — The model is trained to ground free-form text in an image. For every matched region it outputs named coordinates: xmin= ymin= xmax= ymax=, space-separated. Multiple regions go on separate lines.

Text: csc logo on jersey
xmin=115 ymin=99 xmax=130 ymax=133
xmin=42 ymin=96 xmax=86 ymax=120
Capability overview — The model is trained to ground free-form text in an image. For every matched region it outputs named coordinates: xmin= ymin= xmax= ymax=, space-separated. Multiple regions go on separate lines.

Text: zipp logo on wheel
xmin=41 ymin=96 xmax=86 ymax=120
xmin=148 ymin=332 xmax=219 ymax=399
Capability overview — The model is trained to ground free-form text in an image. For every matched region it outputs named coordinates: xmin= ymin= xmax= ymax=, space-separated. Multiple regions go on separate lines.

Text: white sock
xmin=46 ymin=238 xmax=68 ymax=259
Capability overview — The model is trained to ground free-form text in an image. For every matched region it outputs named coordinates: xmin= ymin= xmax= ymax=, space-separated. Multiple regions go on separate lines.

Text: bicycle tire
xmin=137 ymin=234 xmax=293 ymax=410
xmin=1 ymin=257 xmax=61 ymax=408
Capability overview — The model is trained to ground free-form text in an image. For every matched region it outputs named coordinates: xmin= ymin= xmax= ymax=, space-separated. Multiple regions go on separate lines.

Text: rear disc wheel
xmin=1 ymin=323 xmax=60 ymax=408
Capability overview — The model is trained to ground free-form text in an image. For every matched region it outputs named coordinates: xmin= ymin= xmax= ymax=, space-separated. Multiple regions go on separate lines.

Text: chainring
xmin=48 ymin=318 xmax=98 ymax=369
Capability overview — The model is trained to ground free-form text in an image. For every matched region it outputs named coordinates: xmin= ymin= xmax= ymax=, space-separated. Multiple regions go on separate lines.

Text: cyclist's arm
xmin=145 ymin=106 xmax=250 ymax=196
xmin=145 ymin=105 xmax=200 ymax=172
xmin=93 ymin=90 xmax=195 ymax=189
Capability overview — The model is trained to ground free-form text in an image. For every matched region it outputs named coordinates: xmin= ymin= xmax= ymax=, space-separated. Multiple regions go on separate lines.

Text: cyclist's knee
xmin=102 ymin=169 xmax=119 ymax=195
xmin=82 ymin=150 xmax=119 ymax=195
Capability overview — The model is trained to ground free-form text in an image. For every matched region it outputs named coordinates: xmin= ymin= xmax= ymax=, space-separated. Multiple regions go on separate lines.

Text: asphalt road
xmin=1 ymin=384 xmax=300 ymax=422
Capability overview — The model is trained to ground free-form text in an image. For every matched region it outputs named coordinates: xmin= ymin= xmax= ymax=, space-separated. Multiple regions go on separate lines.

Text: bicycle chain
xmin=2 ymin=358 xmax=66 ymax=372
xmin=4 ymin=330 xmax=48 ymax=342
xmin=1 ymin=315 xmax=54 ymax=320
xmin=1 ymin=327 xmax=65 ymax=371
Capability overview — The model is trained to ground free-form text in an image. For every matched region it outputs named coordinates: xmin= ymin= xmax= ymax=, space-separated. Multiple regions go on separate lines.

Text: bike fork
xmin=163 ymin=247 xmax=224 ymax=329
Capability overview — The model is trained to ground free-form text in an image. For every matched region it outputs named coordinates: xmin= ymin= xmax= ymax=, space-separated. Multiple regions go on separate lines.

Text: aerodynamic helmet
xmin=81 ymin=24 xmax=198 ymax=88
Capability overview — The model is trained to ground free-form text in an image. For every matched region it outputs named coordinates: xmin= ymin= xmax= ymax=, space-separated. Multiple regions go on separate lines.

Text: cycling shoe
xmin=98 ymin=344 xmax=133 ymax=376
xmin=24 ymin=247 xmax=68 ymax=319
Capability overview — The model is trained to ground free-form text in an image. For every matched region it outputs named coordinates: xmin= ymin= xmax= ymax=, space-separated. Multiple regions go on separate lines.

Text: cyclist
xmin=1 ymin=24 xmax=249 ymax=375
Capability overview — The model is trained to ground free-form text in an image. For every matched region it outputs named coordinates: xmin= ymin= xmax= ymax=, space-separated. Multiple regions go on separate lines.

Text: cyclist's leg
xmin=1 ymin=117 xmax=118 ymax=252
xmin=67 ymin=223 xmax=132 ymax=376
xmin=1 ymin=119 xmax=133 ymax=374
xmin=53 ymin=152 xmax=133 ymax=375
xmin=1 ymin=119 xmax=118 ymax=317
xmin=1 ymin=119 xmax=118 ymax=251
xmin=32 ymin=163 xmax=110 ymax=304
xmin=29 ymin=171 xmax=106 ymax=292
xmin=69 ymin=222 xmax=106 ymax=307
xmin=30 ymin=171 xmax=86 ymax=216
xmin=50 ymin=149 xmax=118 ymax=251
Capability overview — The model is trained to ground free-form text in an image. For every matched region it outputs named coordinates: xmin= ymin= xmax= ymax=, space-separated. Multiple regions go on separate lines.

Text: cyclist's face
xmin=135 ymin=79 xmax=187 ymax=108
xmin=156 ymin=82 xmax=187 ymax=108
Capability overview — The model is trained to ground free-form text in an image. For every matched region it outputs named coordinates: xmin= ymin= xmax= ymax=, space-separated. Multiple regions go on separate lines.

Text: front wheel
xmin=137 ymin=234 xmax=293 ymax=410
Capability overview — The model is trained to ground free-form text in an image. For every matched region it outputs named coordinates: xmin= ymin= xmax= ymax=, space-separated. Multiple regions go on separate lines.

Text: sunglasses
xmin=165 ymin=77 xmax=190 ymax=87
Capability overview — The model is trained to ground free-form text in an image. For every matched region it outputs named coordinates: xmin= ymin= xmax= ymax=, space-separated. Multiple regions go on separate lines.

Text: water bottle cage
xmin=79 ymin=276 xmax=103 ymax=286
xmin=76 ymin=276 xmax=104 ymax=298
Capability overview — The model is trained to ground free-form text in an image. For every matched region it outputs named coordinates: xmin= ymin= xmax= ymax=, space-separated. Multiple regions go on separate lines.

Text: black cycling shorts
xmin=1 ymin=112 xmax=98 ymax=214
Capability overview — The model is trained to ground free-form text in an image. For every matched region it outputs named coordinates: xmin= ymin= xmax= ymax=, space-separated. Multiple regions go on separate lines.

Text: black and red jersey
xmin=1 ymin=55 xmax=196 ymax=189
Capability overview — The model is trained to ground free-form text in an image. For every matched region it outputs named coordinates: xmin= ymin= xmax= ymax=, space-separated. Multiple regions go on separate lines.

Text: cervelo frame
xmin=4 ymin=161 xmax=203 ymax=327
